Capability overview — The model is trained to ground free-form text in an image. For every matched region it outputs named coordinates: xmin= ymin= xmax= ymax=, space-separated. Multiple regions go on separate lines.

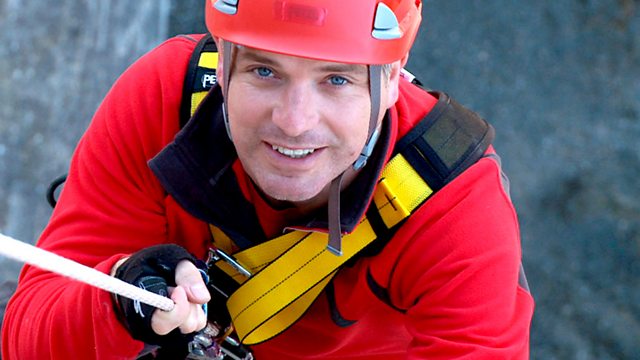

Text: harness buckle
xmin=187 ymin=323 xmax=254 ymax=360
xmin=184 ymin=250 xmax=254 ymax=360
xmin=208 ymin=247 xmax=252 ymax=278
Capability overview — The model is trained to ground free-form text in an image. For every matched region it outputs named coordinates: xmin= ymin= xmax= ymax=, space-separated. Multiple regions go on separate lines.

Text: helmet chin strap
xmin=353 ymin=65 xmax=383 ymax=172
xmin=327 ymin=64 xmax=382 ymax=256
xmin=221 ymin=40 xmax=234 ymax=140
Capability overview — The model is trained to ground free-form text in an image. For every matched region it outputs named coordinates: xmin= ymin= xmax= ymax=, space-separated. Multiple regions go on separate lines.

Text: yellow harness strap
xmin=209 ymin=153 xmax=433 ymax=345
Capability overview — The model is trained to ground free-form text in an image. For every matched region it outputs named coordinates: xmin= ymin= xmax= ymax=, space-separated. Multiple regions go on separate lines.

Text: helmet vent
xmin=372 ymin=3 xmax=403 ymax=40
xmin=214 ymin=0 xmax=238 ymax=15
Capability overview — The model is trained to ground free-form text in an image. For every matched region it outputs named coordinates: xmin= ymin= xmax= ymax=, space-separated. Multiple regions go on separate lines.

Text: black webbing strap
xmin=395 ymin=92 xmax=495 ymax=191
xmin=179 ymin=34 xmax=218 ymax=129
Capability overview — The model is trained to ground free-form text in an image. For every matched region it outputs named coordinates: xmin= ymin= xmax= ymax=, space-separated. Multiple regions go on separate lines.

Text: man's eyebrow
xmin=318 ymin=63 xmax=367 ymax=75
xmin=236 ymin=48 xmax=280 ymax=66
xmin=237 ymin=48 xmax=367 ymax=75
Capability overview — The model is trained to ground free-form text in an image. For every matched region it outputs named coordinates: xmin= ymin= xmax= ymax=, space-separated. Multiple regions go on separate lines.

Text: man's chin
xmin=266 ymin=189 xmax=319 ymax=204
xmin=260 ymin=183 xmax=328 ymax=210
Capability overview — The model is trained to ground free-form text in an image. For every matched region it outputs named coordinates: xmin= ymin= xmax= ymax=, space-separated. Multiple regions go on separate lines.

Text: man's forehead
xmin=234 ymin=45 xmax=368 ymax=74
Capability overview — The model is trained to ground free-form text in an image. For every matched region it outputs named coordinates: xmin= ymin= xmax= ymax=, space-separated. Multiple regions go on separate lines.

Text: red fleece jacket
xmin=2 ymin=35 xmax=534 ymax=359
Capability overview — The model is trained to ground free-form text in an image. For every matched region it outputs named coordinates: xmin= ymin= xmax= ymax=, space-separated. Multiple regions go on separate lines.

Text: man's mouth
xmin=271 ymin=145 xmax=316 ymax=159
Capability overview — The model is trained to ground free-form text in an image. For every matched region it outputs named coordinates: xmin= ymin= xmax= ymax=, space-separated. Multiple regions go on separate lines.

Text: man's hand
xmin=151 ymin=260 xmax=210 ymax=335
xmin=112 ymin=244 xmax=210 ymax=346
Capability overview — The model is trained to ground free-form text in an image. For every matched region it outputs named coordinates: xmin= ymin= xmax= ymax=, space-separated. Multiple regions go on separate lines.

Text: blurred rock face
xmin=0 ymin=1 xmax=638 ymax=358
xmin=408 ymin=2 xmax=640 ymax=359
xmin=0 ymin=1 xmax=171 ymax=278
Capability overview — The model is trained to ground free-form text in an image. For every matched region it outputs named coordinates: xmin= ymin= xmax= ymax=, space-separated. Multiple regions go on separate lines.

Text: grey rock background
xmin=0 ymin=1 xmax=638 ymax=359
xmin=0 ymin=0 xmax=172 ymax=279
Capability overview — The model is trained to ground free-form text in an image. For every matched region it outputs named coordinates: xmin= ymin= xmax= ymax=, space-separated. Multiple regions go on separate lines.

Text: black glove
xmin=114 ymin=244 xmax=198 ymax=346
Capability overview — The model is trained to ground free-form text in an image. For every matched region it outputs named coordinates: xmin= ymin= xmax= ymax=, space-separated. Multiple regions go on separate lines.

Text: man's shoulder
xmin=154 ymin=34 xmax=207 ymax=53
xmin=122 ymin=34 xmax=207 ymax=76
xmin=395 ymin=79 xmax=439 ymax=138
xmin=92 ymin=35 xmax=212 ymax=155
xmin=110 ymin=34 xmax=206 ymax=92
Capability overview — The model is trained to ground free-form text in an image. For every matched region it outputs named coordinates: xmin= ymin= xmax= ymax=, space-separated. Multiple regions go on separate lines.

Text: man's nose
xmin=271 ymin=83 xmax=320 ymax=138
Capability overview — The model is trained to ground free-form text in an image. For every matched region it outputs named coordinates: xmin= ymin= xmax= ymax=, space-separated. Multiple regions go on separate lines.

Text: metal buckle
xmin=185 ymin=248 xmax=254 ymax=359
xmin=187 ymin=323 xmax=254 ymax=360
xmin=207 ymin=247 xmax=252 ymax=278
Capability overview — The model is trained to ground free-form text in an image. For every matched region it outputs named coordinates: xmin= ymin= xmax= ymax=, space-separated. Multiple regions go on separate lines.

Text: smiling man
xmin=2 ymin=1 xmax=534 ymax=359
xmin=226 ymin=47 xmax=396 ymax=209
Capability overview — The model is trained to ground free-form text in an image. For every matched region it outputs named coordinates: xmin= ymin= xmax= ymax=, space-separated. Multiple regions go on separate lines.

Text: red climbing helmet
xmin=205 ymin=0 xmax=423 ymax=65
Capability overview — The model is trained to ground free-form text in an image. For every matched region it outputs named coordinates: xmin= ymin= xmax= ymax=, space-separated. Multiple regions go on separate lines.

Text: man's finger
xmin=175 ymin=260 xmax=211 ymax=304
xmin=178 ymin=301 xmax=208 ymax=334
xmin=151 ymin=286 xmax=189 ymax=335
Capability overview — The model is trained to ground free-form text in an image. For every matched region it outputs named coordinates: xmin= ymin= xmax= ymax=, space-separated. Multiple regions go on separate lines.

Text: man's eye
xmin=255 ymin=67 xmax=273 ymax=77
xmin=329 ymin=76 xmax=348 ymax=86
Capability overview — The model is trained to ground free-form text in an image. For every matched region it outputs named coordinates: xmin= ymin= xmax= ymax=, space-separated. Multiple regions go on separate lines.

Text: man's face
xmin=225 ymin=46 xmax=399 ymax=210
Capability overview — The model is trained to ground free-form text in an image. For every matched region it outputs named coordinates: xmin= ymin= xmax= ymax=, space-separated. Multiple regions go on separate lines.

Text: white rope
xmin=0 ymin=233 xmax=174 ymax=312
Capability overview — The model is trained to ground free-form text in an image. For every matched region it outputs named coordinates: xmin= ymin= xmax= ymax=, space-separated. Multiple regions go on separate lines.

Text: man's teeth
xmin=272 ymin=145 xmax=315 ymax=158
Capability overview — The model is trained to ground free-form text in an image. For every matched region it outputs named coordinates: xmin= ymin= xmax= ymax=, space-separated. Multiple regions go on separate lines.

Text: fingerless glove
xmin=114 ymin=244 xmax=196 ymax=345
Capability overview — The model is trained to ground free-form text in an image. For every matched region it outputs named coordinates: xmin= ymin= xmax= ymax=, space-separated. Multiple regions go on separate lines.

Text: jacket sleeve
xmin=370 ymin=155 xmax=535 ymax=359
xmin=1 ymin=36 xmax=199 ymax=360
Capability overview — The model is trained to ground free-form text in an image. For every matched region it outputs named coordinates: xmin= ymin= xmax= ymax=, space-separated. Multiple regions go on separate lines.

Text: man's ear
xmin=400 ymin=52 xmax=410 ymax=68
xmin=385 ymin=61 xmax=403 ymax=107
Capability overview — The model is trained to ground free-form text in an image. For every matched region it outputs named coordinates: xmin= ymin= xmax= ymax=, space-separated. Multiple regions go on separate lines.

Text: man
xmin=2 ymin=1 xmax=534 ymax=359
